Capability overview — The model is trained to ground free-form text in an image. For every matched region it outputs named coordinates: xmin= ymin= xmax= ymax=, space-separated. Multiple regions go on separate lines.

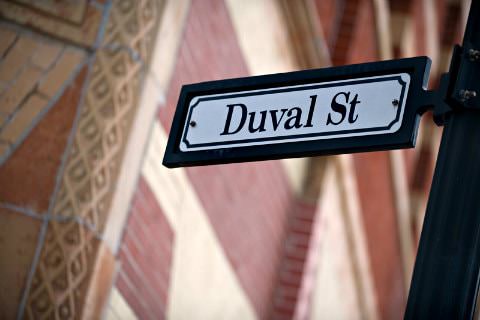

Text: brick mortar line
xmin=0 ymin=28 xmax=18 ymax=60
xmin=92 ymin=0 xmax=112 ymax=51
xmin=1 ymin=0 xmax=114 ymax=53
xmin=0 ymin=201 xmax=104 ymax=240
xmin=16 ymin=218 xmax=48 ymax=320
xmin=0 ymin=19 xmax=94 ymax=54
xmin=0 ymin=47 xmax=59 ymax=96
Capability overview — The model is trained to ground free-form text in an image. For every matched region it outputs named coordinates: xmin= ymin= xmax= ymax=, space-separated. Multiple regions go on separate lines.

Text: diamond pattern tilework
xmin=26 ymin=220 xmax=98 ymax=320
xmin=22 ymin=0 xmax=163 ymax=318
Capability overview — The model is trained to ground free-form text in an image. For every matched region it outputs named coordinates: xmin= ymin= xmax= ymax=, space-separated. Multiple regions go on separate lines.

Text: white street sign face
xmin=180 ymin=74 xmax=410 ymax=152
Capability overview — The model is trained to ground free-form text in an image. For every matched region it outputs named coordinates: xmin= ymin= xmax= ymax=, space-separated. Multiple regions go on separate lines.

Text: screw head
xmin=392 ymin=99 xmax=399 ymax=107
xmin=189 ymin=120 xmax=197 ymax=127
xmin=468 ymin=49 xmax=480 ymax=61
xmin=459 ymin=89 xmax=477 ymax=101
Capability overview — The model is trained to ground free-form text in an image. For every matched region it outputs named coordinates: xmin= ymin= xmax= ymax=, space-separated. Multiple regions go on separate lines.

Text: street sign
xmin=163 ymin=57 xmax=431 ymax=167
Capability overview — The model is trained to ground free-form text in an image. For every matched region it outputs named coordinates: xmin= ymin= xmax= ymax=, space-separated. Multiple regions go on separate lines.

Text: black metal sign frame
xmin=163 ymin=57 xmax=431 ymax=168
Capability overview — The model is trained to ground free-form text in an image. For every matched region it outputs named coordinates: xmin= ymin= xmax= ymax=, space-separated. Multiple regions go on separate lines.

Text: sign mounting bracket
xmin=432 ymin=43 xmax=480 ymax=126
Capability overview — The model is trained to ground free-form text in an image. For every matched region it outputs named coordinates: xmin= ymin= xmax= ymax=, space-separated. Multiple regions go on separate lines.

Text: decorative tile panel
xmin=26 ymin=220 xmax=98 ymax=320
xmin=22 ymin=0 xmax=163 ymax=318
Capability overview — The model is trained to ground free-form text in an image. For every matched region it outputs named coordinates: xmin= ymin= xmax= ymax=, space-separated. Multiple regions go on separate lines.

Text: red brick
xmin=276 ymin=286 xmax=300 ymax=299
xmin=272 ymin=310 xmax=294 ymax=320
xmin=346 ymin=0 xmax=378 ymax=64
xmin=281 ymin=260 xmax=306 ymax=274
xmin=354 ymin=152 xmax=405 ymax=320
xmin=116 ymin=273 xmax=158 ymax=320
xmin=118 ymin=247 xmax=167 ymax=316
xmin=116 ymin=178 xmax=173 ymax=319
xmin=279 ymin=270 xmax=303 ymax=285
xmin=121 ymin=231 xmax=170 ymax=291
xmin=314 ymin=0 xmax=339 ymax=49
xmin=413 ymin=0 xmax=427 ymax=56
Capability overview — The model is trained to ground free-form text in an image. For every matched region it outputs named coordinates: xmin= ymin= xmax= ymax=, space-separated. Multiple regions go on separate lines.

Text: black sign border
xmin=164 ymin=56 xmax=431 ymax=168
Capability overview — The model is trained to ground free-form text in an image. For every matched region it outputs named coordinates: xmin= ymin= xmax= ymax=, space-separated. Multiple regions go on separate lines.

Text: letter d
xmin=220 ymin=104 xmax=247 ymax=135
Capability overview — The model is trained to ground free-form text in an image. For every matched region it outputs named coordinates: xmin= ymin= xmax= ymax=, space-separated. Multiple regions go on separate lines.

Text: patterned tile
xmin=25 ymin=220 xmax=100 ymax=320
xmin=22 ymin=0 xmax=164 ymax=318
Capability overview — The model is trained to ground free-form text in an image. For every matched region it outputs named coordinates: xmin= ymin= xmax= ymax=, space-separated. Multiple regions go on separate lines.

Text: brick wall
xmin=116 ymin=178 xmax=173 ymax=320
xmin=270 ymin=199 xmax=317 ymax=319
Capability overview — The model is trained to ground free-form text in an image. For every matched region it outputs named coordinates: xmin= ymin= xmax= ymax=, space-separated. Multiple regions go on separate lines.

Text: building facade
xmin=0 ymin=0 xmax=469 ymax=319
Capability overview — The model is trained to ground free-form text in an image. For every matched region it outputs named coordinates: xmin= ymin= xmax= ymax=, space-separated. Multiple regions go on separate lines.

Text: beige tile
xmin=37 ymin=49 xmax=86 ymax=98
xmin=0 ymin=27 xmax=17 ymax=58
xmin=1 ymin=94 xmax=48 ymax=143
xmin=0 ymin=82 xmax=7 ymax=96
xmin=0 ymin=35 xmax=37 ymax=83
xmin=0 ymin=208 xmax=42 ymax=320
xmin=30 ymin=41 xmax=63 ymax=70
xmin=24 ymin=220 xmax=102 ymax=318
xmin=0 ymin=114 xmax=7 ymax=128
xmin=0 ymin=66 xmax=42 ymax=114
xmin=14 ymin=0 xmax=87 ymax=24
xmin=0 ymin=141 xmax=10 ymax=157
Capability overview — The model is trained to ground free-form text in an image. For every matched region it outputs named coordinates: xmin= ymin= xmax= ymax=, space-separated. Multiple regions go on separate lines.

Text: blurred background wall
xmin=0 ymin=0 xmax=470 ymax=319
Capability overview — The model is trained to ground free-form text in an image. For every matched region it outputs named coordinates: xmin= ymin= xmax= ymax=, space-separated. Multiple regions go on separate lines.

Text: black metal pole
xmin=405 ymin=1 xmax=480 ymax=319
